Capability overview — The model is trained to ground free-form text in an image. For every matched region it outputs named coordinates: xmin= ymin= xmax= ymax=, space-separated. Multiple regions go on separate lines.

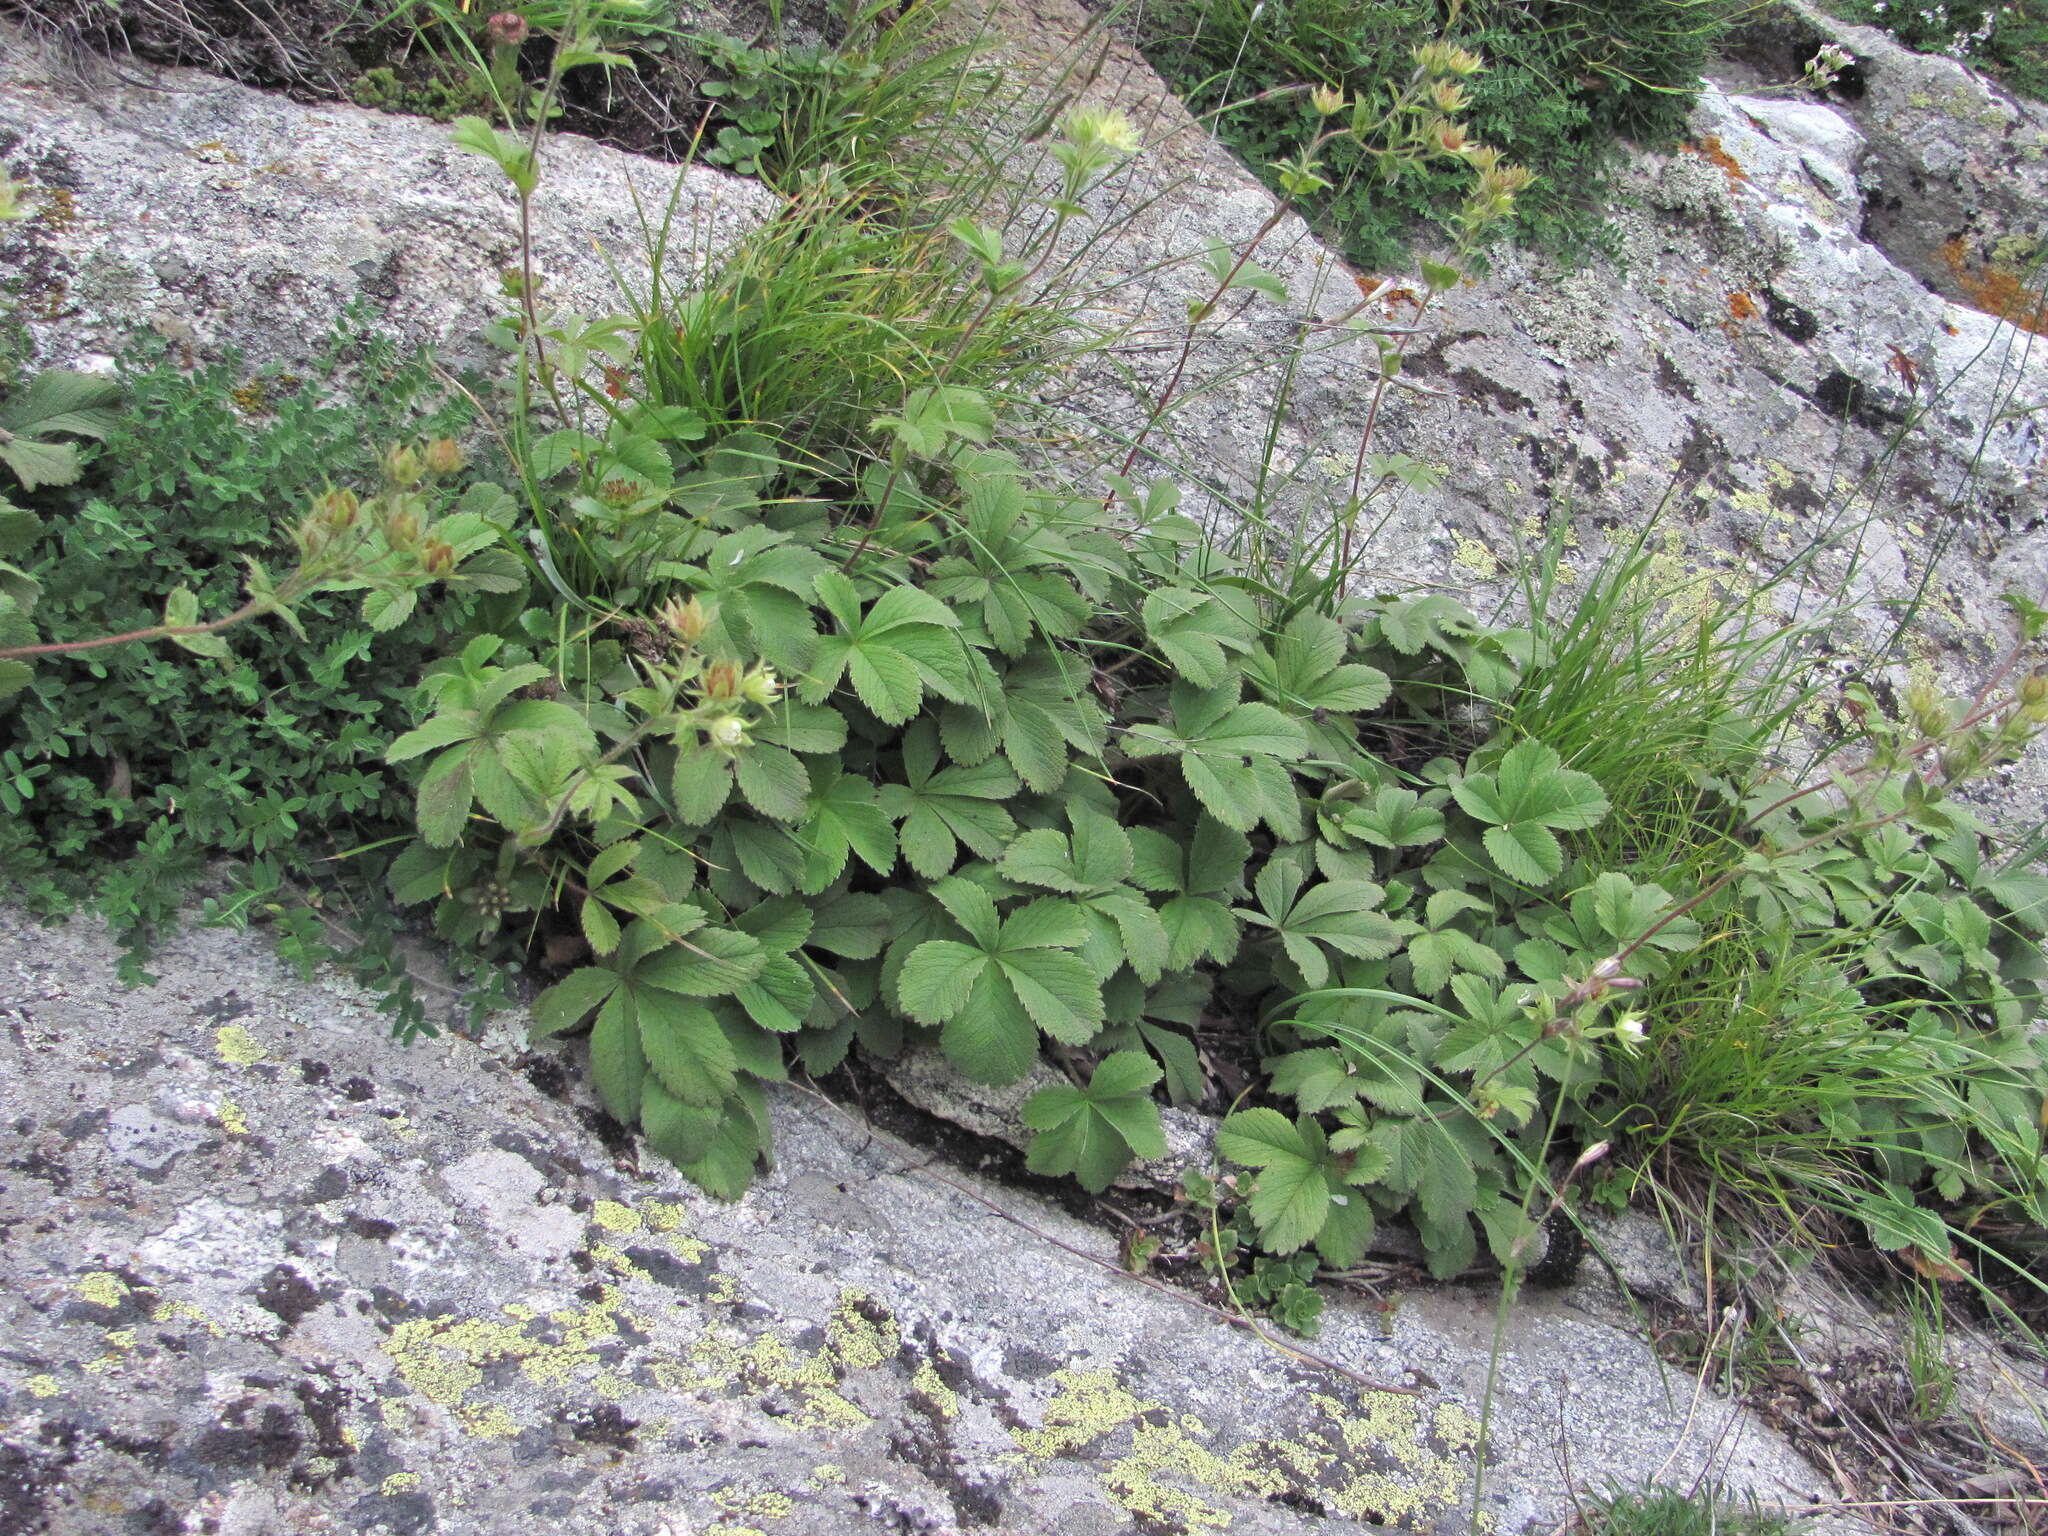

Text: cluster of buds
xmin=1457 ymin=143 xmax=1537 ymax=235
xmin=1888 ymin=672 xmax=2048 ymax=788
xmin=381 ymin=438 xmax=466 ymax=490
xmin=1051 ymin=106 xmax=1143 ymax=207
xmin=694 ymin=662 xmax=783 ymax=754
xmin=1535 ymin=954 xmax=1646 ymax=1040
xmin=698 ymin=658 xmax=782 ymax=708
xmin=292 ymin=486 xmax=362 ymax=562
xmin=1801 ymin=43 xmax=1854 ymax=91
xmin=1413 ymin=41 xmax=1485 ymax=79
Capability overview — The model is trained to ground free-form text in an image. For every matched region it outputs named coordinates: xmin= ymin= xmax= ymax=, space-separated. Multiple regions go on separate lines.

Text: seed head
xmin=381 ymin=499 xmax=422 ymax=549
xmin=1414 ymin=41 xmax=1484 ymax=78
xmin=701 ymin=660 xmax=742 ymax=700
xmin=486 ymin=11 xmax=530 ymax=49
xmin=1061 ymin=105 xmax=1142 ymax=156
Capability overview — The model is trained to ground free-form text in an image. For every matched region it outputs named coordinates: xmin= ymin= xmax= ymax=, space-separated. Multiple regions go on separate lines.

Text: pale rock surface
xmin=0 ymin=909 xmax=1850 ymax=1535
xmin=0 ymin=27 xmax=776 ymax=376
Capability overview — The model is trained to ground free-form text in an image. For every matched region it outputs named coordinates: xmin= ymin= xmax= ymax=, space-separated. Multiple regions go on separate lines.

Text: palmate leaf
xmin=1022 ymin=1050 xmax=1167 ymax=1193
xmin=1340 ymin=786 xmax=1446 ymax=850
xmin=1216 ymin=1107 xmax=1371 ymax=1263
xmin=671 ymin=526 xmax=826 ymax=673
xmin=876 ymin=719 xmax=1018 ymax=880
xmin=670 ymin=737 xmax=811 ymax=824
xmin=897 ymin=884 xmax=1105 ymax=1083
xmin=942 ymin=651 xmax=1110 ymax=792
xmin=1122 ymin=680 xmax=1307 ymax=836
xmin=1451 ymin=740 xmax=1608 ymax=886
xmin=526 ymin=907 xmax=773 ymax=1192
xmin=804 ymin=572 xmax=977 ymax=726
xmin=1143 ymin=587 xmax=1256 ymax=688
xmin=793 ymin=762 xmax=898 ymax=893
xmin=1237 ymin=856 xmax=1410 ymax=990
xmin=1246 ymin=612 xmax=1391 ymax=717
xmin=0 ymin=369 xmax=120 ymax=491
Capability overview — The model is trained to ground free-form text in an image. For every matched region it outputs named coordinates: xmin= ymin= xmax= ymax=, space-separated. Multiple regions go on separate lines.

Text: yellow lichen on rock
xmin=1008 ymin=1367 xmax=1480 ymax=1530
xmin=213 ymin=1024 xmax=266 ymax=1064
xmin=76 ymin=1272 xmax=129 ymax=1309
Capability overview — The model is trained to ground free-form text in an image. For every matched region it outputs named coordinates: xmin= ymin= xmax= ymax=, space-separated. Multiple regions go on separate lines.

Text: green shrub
xmin=1823 ymin=1 xmax=2048 ymax=101
xmin=0 ymin=325 xmax=509 ymax=978
xmin=1138 ymin=0 xmax=1744 ymax=267
xmin=373 ymin=377 xmax=2048 ymax=1280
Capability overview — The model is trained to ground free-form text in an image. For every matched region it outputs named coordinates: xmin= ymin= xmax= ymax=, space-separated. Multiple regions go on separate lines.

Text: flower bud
xmin=1061 ymin=105 xmax=1142 ymax=156
xmin=486 ymin=11 xmax=530 ymax=49
xmin=1428 ymin=118 xmax=1469 ymax=155
xmin=2020 ymin=671 xmax=2048 ymax=709
xmin=659 ymin=595 xmax=712 ymax=644
xmin=382 ymin=499 xmax=422 ymax=550
xmin=701 ymin=660 xmax=741 ymax=700
xmin=740 ymin=664 xmax=782 ymax=708
xmin=314 ymin=486 xmax=360 ymax=530
xmin=422 ymin=540 xmax=456 ymax=577
xmin=1429 ymin=79 xmax=1469 ymax=113
xmin=423 ymin=437 xmax=466 ymax=477
xmin=383 ymin=443 xmax=424 ymax=488
xmin=1310 ymin=84 xmax=1347 ymax=117
xmin=707 ymin=714 xmax=749 ymax=751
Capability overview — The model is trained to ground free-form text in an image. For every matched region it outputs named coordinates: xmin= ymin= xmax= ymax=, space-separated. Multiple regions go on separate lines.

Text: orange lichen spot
xmin=1941 ymin=236 xmax=2048 ymax=337
xmin=1684 ymin=134 xmax=1748 ymax=191
xmin=1726 ymin=290 xmax=1759 ymax=322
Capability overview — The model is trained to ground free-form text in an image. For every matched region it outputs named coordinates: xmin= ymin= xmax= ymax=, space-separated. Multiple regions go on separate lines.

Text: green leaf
xmin=638 ymin=994 xmax=739 ymax=1107
xmin=871 ymin=384 xmax=995 ymax=458
xmin=734 ymin=743 xmax=809 ymax=822
xmin=1143 ymin=588 xmax=1254 ymax=688
xmin=588 ymin=989 xmax=647 ymax=1124
xmin=1217 ymin=1106 xmax=1309 ymax=1167
xmin=997 ymin=947 xmax=1104 ymax=1044
xmin=640 ymin=1079 xmax=719 ymax=1166
xmin=1482 ymin=821 xmax=1561 ymax=885
xmin=897 ymin=940 xmax=989 ymax=1024
xmin=1248 ymin=612 xmax=1391 ymax=716
xmin=1452 ymin=741 xmax=1608 ymax=887
xmin=795 ymin=766 xmax=898 ymax=892
xmin=1021 ymin=1051 xmax=1166 ymax=1193
xmin=637 ymin=926 xmax=766 ymax=997
xmin=1238 ymin=857 xmax=1408 ymax=989
xmin=163 ymin=586 xmax=229 ymax=658
xmin=532 ymin=966 xmax=621 ymax=1038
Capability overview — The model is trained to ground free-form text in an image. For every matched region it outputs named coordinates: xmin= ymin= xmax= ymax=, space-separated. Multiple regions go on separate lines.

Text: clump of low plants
xmin=1138 ymin=0 xmax=1745 ymax=267
xmin=0 ymin=326 xmax=519 ymax=989
xmin=1822 ymin=0 xmax=2048 ymax=101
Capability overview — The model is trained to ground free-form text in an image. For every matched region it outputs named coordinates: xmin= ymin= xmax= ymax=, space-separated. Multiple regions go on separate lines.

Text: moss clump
xmin=349 ymin=65 xmax=490 ymax=123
